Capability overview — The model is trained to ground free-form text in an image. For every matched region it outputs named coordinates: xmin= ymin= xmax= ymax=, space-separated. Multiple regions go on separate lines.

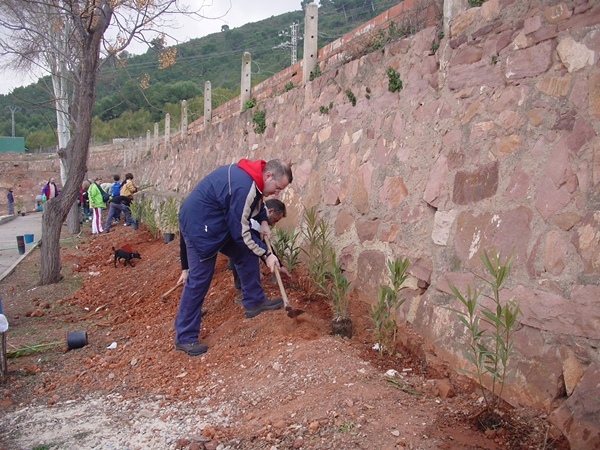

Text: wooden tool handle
xmin=161 ymin=281 xmax=183 ymax=299
xmin=264 ymin=236 xmax=290 ymax=310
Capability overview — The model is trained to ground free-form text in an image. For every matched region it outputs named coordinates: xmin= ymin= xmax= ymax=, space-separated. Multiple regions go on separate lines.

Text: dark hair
xmin=264 ymin=159 xmax=293 ymax=184
xmin=265 ymin=198 xmax=286 ymax=217
xmin=113 ymin=174 xmax=120 ymax=181
xmin=125 ymin=173 xmax=134 ymax=180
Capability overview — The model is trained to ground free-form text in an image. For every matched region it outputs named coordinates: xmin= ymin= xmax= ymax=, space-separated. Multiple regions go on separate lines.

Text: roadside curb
xmin=0 ymin=241 xmax=39 ymax=283
xmin=0 ymin=215 xmax=17 ymax=226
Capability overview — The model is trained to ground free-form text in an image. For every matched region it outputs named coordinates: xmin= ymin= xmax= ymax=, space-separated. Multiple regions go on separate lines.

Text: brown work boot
xmin=174 ymin=341 xmax=208 ymax=356
xmin=244 ymin=297 xmax=283 ymax=318
xmin=234 ymin=288 xmax=242 ymax=303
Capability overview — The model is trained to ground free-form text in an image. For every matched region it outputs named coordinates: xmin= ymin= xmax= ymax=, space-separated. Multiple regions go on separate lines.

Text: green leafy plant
xmin=309 ymin=63 xmax=322 ymax=81
xmin=320 ymin=249 xmax=350 ymax=320
xmin=370 ymin=257 xmax=410 ymax=355
xmin=491 ymin=55 xmax=498 ymax=65
xmin=438 ymin=31 xmax=445 ymax=40
xmin=242 ymin=98 xmax=257 ymax=111
xmin=386 ymin=66 xmax=403 ymax=93
xmin=345 ymin=89 xmax=357 ymax=106
xmin=272 ymin=227 xmax=301 ymax=272
xmin=365 ymin=20 xmax=406 ymax=52
xmin=301 ymin=206 xmax=333 ymax=300
xmin=469 ymin=0 xmax=486 ymax=6
xmin=430 ymin=41 xmax=439 ymax=53
xmin=128 ymin=199 xmax=144 ymax=223
xmin=319 ymin=101 xmax=333 ymax=114
xmin=448 ymin=249 xmax=521 ymax=414
xmin=157 ymin=197 xmax=180 ymax=234
xmin=283 ymin=81 xmax=294 ymax=92
xmin=251 ymin=109 xmax=266 ymax=134
xmin=7 ymin=341 xmax=62 ymax=358
xmin=137 ymin=198 xmax=159 ymax=237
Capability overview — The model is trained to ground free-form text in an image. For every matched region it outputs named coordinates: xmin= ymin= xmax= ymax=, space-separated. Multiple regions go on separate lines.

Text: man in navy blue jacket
xmin=174 ymin=158 xmax=293 ymax=356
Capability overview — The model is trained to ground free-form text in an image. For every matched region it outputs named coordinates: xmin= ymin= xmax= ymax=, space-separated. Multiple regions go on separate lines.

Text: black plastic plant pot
xmin=163 ymin=232 xmax=175 ymax=243
xmin=66 ymin=331 xmax=88 ymax=350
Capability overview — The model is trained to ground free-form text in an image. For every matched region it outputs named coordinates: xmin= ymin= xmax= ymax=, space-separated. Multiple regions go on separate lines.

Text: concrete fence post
xmin=443 ymin=0 xmax=468 ymax=37
xmin=204 ymin=81 xmax=212 ymax=126
xmin=181 ymin=100 xmax=188 ymax=136
xmin=240 ymin=52 xmax=252 ymax=111
xmin=153 ymin=123 xmax=159 ymax=152
xmin=146 ymin=130 xmax=151 ymax=157
xmin=303 ymin=3 xmax=319 ymax=84
xmin=165 ymin=113 xmax=171 ymax=145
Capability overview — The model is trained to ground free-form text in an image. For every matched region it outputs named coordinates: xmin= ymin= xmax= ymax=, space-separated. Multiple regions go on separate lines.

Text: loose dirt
xmin=0 ymin=222 xmax=568 ymax=449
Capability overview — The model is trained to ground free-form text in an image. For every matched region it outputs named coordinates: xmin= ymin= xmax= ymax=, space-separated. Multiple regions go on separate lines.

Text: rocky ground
xmin=0 ymin=222 xmax=568 ymax=449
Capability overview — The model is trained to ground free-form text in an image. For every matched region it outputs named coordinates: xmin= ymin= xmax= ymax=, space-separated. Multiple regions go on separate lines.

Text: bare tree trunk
xmin=39 ymin=4 xmax=112 ymax=285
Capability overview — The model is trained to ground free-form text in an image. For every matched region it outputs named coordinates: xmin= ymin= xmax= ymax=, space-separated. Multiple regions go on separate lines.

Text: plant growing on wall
xmin=309 ymin=64 xmax=322 ymax=81
xmin=386 ymin=66 xmax=403 ymax=93
xmin=251 ymin=109 xmax=266 ymax=134
xmin=319 ymin=102 xmax=333 ymax=114
xmin=242 ymin=98 xmax=257 ymax=111
xmin=283 ymin=81 xmax=294 ymax=92
xmin=345 ymin=89 xmax=357 ymax=106
xmin=370 ymin=257 xmax=410 ymax=355
xmin=447 ymin=249 xmax=521 ymax=422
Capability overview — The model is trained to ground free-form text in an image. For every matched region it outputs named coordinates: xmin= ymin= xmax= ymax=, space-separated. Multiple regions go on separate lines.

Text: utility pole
xmin=5 ymin=106 xmax=20 ymax=137
xmin=275 ymin=22 xmax=302 ymax=66
xmin=290 ymin=21 xmax=299 ymax=65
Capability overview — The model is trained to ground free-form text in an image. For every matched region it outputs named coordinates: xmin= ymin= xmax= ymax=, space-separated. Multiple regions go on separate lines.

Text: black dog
xmin=112 ymin=247 xmax=141 ymax=268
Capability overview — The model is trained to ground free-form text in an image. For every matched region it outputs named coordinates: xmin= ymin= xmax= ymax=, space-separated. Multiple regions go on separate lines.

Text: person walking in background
xmin=7 ymin=189 xmax=14 ymax=215
xmin=111 ymin=174 xmax=121 ymax=197
xmin=88 ymin=176 xmax=107 ymax=234
xmin=41 ymin=177 xmax=60 ymax=199
xmin=81 ymin=180 xmax=91 ymax=222
xmin=103 ymin=195 xmax=132 ymax=231
xmin=119 ymin=173 xmax=138 ymax=198
xmin=111 ymin=174 xmax=122 ymax=222
xmin=174 ymin=158 xmax=292 ymax=356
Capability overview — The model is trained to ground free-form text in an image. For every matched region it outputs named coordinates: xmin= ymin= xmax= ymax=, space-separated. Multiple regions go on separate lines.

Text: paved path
xmin=0 ymin=212 xmax=43 ymax=281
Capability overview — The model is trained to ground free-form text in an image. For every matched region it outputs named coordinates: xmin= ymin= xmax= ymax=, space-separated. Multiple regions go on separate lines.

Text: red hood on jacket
xmin=238 ymin=158 xmax=266 ymax=192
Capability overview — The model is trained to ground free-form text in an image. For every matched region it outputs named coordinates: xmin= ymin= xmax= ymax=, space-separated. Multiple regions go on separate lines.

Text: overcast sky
xmin=0 ymin=0 xmax=304 ymax=95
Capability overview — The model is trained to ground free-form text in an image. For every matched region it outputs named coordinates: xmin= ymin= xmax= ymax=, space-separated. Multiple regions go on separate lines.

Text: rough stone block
xmin=432 ymin=209 xmax=457 ymax=246
xmin=545 ymin=3 xmax=572 ymax=23
xmin=452 ymin=161 xmax=499 ymax=205
xmin=572 ymin=211 xmax=600 ymax=273
xmin=557 ymin=37 xmax=595 ymax=73
xmin=536 ymin=75 xmax=572 ymax=97
xmin=424 ymin=155 xmax=448 ymax=208
xmin=543 ymin=230 xmax=568 ymax=276
xmin=506 ymin=40 xmax=553 ymax=79
xmin=448 ymin=60 xmax=505 ymax=90
xmin=334 ymin=210 xmax=354 ymax=235
xmin=355 ymin=219 xmax=379 ymax=243
xmin=454 ymin=207 xmax=532 ymax=269
xmin=548 ymin=363 xmax=600 ymax=450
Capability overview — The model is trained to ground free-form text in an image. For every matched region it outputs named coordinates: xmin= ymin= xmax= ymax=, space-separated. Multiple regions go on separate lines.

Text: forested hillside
xmin=0 ymin=0 xmax=403 ymax=150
